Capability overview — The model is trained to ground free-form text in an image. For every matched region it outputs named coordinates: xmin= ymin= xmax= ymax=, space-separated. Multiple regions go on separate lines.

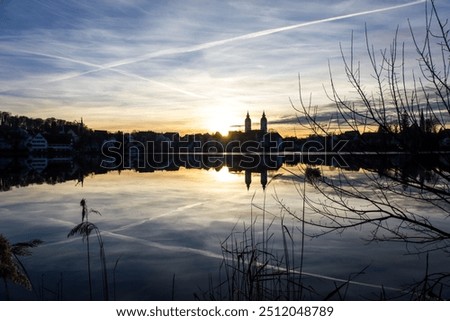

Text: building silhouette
xmin=260 ymin=111 xmax=267 ymax=133
xmin=244 ymin=111 xmax=268 ymax=134
xmin=245 ymin=111 xmax=251 ymax=133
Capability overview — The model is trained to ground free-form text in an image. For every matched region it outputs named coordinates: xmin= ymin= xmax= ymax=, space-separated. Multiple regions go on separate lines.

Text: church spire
xmin=260 ymin=111 xmax=267 ymax=133
xmin=245 ymin=111 xmax=251 ymax=133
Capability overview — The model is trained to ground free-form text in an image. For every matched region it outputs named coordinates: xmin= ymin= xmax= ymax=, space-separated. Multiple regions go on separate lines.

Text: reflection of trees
xmin=290 ymin=0 xmax=450 ymax=245
xmin=0 ymin=156 xmax=103 ymax=192
xmin=3 ymin=153 xmax=448 ymax=193
xmin=0 ymin=234 xmax=42 ymax=300
xmin=290 ymin=169 xmax=450 ymax=245
xmin=283 ymin=0 xmax=450 ymax=298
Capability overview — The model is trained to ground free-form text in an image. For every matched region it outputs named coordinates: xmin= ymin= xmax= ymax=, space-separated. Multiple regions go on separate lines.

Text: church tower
xmin=260 ymin=111 xmax=267 ymax=133
xmin=245 ymin=111 xmax=251 ymax=133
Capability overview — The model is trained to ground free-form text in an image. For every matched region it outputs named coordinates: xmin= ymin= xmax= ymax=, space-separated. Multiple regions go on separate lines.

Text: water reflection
xmin=0 ymin=153 xmax=449 ymax=300
xmin=1 ymin=152 xmax=448 ymax=192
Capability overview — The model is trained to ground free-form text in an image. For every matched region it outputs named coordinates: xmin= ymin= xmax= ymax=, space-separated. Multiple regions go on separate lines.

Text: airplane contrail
xmin=0 ymin=49 xmax=207 ymax=98
xmin=94 ymin=0 xmax=427 ymax=70
xmin=0 ymin=0 xmax=425 ymax=94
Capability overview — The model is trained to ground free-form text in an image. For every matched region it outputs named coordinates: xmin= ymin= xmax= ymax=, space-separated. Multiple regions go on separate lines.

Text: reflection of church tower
xmin=260 ymin=169 xmax=268 ymax=190
xmin=260 ymin=111 xmax=267 ymax=133
xmin=244 ymin=169 xmax=268 ymax=190
xmin=245 ymin=169 xmax=252 ymax=190
xmin=245 ymin=111 xmax=251 ymax=133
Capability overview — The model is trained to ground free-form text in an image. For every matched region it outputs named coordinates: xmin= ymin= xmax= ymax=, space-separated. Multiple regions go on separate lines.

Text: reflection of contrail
xmin=111 ymin=202 xmax=203 ymax=232
xmin=45 ymin=202 xmax=204 ymax=237
xmin=100 ymin=231 xmax=404 ymax=293
xmin=102 ymin=230 xmax=222 ymax=259
xmin=39 ymin=219 xmax=221 ymax=259
xmin=42 ymin=225 xmax=404 ymax=293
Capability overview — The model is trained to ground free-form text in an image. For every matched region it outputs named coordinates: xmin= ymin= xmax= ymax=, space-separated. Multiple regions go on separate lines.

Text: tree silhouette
xmin=285 ymin=0 xmax=450 ymax=298
xmin=290 ymin=0 xmax=449 ymax=243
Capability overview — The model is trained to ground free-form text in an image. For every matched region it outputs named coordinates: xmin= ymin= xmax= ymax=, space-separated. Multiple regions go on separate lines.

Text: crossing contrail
xmin=41 ymin=220 xmax=405 ymax=294
xmin=0 ymin=0 xmax=425 ymax=94
xmin=94 ymin=0 xmax=426 ymax=70
xmin=0 ymin=49 xmax=207 ymax=98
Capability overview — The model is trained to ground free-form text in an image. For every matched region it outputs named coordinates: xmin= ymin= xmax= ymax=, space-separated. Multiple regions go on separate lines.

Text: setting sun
xmin=204 ymin=110 xmax=241 ymax=136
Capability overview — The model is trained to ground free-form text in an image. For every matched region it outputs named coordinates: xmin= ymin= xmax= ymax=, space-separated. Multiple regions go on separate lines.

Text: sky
xmin=0 ymin=0 xmax=448 ymax=136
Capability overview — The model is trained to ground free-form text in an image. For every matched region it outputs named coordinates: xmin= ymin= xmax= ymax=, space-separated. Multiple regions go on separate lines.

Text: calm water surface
xmin=1 ymin=166 xmax=449 ymax=300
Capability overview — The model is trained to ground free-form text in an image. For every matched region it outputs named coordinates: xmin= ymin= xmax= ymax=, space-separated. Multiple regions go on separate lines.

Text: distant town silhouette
xmin=1 ymin=110 xmax=450 ymax=191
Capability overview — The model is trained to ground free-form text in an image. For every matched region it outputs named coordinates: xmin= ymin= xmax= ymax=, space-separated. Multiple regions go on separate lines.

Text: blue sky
xmin=0 ymin=0 xmax=447 ymax=135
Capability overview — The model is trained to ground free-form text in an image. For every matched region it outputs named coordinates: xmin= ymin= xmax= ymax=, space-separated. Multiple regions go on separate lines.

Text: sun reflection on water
xmin=208 ymin=166 xmax=240 ymax=183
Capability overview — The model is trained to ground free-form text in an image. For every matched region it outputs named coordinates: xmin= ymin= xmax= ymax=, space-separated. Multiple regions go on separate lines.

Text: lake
xmin=1 ymin=154 xmax=450 ymax=300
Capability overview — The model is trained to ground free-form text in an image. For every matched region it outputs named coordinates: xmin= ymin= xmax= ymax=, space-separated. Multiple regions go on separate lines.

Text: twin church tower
xmin=245 ymin=111 xmax=267 ymax=134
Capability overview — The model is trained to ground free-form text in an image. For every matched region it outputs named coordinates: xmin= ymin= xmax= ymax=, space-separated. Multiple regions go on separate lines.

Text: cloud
xmin=16 ymin=0 xmax=426 ymax=83
xmin=0 ymin=0 xmax=440 ymax=133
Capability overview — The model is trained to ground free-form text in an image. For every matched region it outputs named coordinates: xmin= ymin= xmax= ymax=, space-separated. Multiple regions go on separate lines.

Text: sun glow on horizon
xmin=204 ymin=109 xmax=242 ymax=136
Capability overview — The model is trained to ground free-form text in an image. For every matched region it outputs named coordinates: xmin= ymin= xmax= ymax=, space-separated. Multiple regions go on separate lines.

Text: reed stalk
xmin=68 ymin=199 xmax=109 ymax=300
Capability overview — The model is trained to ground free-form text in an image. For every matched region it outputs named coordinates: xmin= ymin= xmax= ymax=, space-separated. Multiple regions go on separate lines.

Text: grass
xmin=67 ymin=199 xmax=109 ymax=300
xmin=200 ymin=208 xmax=310 ymax=300
xmin=198 ymin=173 xmax=313 ymax=300
xmin=0 ymin=234 xmax=42 ymax=300
xmin=2 ymin=191 xmax=449 ymax=300
xmin=198 ymin=167 xmax=450 ymax=300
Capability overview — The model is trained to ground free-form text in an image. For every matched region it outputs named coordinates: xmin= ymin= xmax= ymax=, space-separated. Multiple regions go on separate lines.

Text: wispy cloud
xmin=14 ymin=0 xmax=426 ymax=84
xmin=0 ymin=0 xmax=438 ymax=133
